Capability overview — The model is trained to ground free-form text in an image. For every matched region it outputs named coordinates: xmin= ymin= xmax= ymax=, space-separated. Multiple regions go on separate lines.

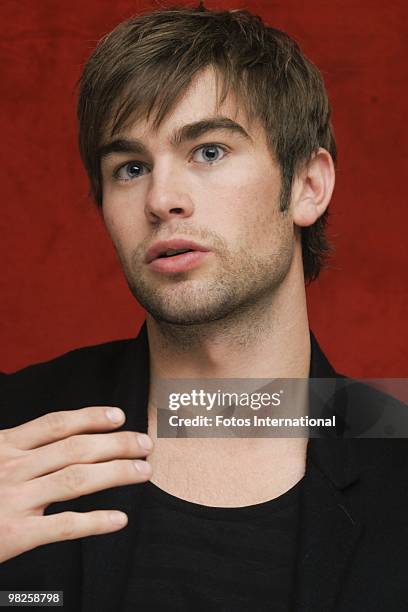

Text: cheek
xmin=102 ymin=199 xmax=142 ymax=255
xmin=102 ymin=178 xmax=148 ymax=236
xmin=215 ymin=169 xmax=283 ymax=245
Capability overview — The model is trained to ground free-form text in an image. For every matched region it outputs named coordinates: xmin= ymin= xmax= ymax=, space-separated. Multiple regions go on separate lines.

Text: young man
xmin=1 ymin=5 xmax=407 ymax=611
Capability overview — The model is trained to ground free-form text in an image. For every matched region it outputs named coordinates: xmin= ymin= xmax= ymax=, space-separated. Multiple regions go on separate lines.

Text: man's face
xmin=101 ymin=68 xmax=295 ymax=325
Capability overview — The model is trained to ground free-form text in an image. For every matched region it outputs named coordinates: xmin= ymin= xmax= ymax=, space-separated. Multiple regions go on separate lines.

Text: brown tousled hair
xmin=77 ymin=4 xmax=336 ymax=283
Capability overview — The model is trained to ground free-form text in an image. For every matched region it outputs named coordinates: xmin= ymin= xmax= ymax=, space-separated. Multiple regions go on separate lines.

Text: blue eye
xmin=115 ymin=161 xmax=147 ymax=181
xmin=192 ymin=144 xmax=227 ymax=163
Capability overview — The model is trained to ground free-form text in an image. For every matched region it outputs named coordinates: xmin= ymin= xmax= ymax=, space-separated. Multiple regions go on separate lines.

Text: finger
xmin=8 ymin=511 xmax=128 ymax=558
xmin=23 ymin=431 xmax=153 ymax=480
xmin=1 ymin=406 xmax=126 ymax=451
xmin=27 ymin=459 xmax=152 ymax=506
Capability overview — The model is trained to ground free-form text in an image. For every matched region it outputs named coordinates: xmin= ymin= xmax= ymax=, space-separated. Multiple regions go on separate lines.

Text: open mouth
xmin=147 ymin=246 xmax=210 ymax=274
xmin=145 ymin=239 xmax=211 ymax=268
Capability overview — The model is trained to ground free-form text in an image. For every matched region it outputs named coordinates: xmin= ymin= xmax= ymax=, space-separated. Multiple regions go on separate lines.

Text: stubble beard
xmin=120 ymin=222 xmax=294 ymax=344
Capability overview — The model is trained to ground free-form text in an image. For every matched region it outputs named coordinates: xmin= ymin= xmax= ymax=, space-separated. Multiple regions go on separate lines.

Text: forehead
xmin=111 ymin=66 xmax=256 ymax=143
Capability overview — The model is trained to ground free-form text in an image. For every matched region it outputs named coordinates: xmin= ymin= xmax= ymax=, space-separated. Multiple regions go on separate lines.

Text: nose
xmin=144 ymin=162 xmax=194 ymax=223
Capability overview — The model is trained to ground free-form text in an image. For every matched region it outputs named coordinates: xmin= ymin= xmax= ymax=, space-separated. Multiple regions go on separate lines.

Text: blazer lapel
xmin=293 ymin=439 xmax=363 ymax=611
xmin=81 ymin=323 xmax=150 ymax=612
xmin=292 ymin=333 xmax=363 ymax=611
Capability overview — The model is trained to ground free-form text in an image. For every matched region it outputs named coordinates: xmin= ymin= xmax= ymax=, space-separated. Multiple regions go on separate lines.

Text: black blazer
xmin=1 ymin=324 xmax=407 ymax=611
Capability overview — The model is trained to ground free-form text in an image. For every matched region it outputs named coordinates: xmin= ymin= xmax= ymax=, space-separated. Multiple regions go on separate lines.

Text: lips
xmin=145 ymin=239 xmax=210 ymax=264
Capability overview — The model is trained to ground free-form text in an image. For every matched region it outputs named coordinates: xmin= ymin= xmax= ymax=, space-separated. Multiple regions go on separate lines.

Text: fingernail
xmin=137 ymin=434 xmax=153 ymax=450
xmin=109 ymin=511 xmax=128 ymax=526
xmin=133 ymin=460 xmax=151 ymax=475
xmin=106 ymin=408 xmax=125 ymax=423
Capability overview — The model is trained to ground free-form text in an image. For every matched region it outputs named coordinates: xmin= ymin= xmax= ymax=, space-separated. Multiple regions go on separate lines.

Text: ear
xmin=291 ymin=148 xmax=335 ymax=227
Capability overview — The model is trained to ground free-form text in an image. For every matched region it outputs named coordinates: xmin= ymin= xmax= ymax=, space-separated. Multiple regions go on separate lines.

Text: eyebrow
xmin=98 ymin=117 xmax=252 ymax=160
xmin=170 ymin=117 xmax=252 ymax=146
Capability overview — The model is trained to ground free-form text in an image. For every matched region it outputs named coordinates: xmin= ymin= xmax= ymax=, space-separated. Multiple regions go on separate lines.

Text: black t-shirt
xmin=125 ymin=477 xmax=303 ymax=611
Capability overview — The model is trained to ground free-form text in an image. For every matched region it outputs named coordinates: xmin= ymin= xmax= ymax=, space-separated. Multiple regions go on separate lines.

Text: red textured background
xmin=1 ymin=0 xmax=406 ymax=376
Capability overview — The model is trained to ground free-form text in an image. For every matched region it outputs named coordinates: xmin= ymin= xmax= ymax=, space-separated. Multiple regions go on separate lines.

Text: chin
xmin=128 ymin=277 xmax=228 ymax=322
xmin=132 ymin=289 xmax=237 ymax=326
xmin=153 ymin=313 xmax=226 ymax=326
xmin=144 ymin=302 xmax=232 ymax=326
